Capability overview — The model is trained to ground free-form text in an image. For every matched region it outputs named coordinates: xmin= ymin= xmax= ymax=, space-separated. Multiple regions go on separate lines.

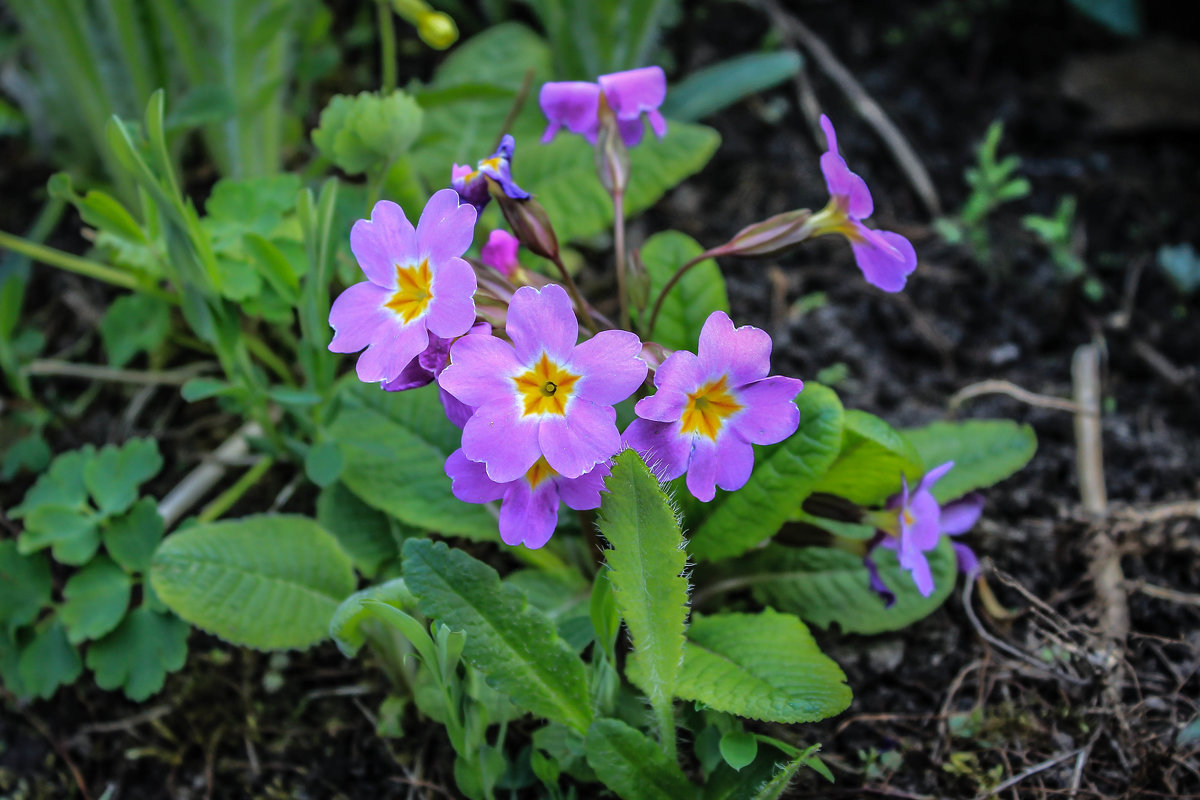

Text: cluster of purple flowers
xmin=326 ymin=65 xmax=972 ymax=595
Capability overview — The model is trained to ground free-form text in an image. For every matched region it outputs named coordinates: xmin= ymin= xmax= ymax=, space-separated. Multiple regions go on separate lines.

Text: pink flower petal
xmin=506 ymin=284 xmax=579 ymax=364
xmin=697 ymin=310 xmax=772 ymax=386
xmin=539 ymin=81 xmax=602 ymax=143
xmin=568 ymin=330 xmax=647 ymax=406
xmin=849 ymin=227 xmax=917 ymax=292
xmin=328 ymin=281 xmax=392 ymax=354
xmin=417 ymin=188 xmax=477 ymax=265
xmin=445 ymin=449 xmax=506 ymax=504
xmin=426 ymin=256 xmax=477 ymax=338
xmin=500 ymin=480 xmax=560 ymax=548
xmin=557 ymin=462 xmax=610 ymax=511
xmin=598 ymin=67 xmax=666 ymax=120
xmin=439 ymin=334 xmax=522 ymax=408
xmin=730 ymin=376 xmax=803 ymax=445
xmin=353 ymin=318 xmax=430 ymax=384
xmin=622 ymin=419 xmax=690 ymax=482
xmin=715 ymin=436 xmax=755 ymax=494
xmin=350 ymin=201 xmax=418 ymax=288
xmin=685 ymin=437 xmax=720 ymax=502
xmin=538 ymin=401 xmax=620 ymax=479
xmin=461 ymin=399 xmax=542 ymax=483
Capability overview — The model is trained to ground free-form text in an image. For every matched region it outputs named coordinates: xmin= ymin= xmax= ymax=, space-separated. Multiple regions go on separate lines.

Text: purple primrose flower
xmin=438 ymin=284 xmax=647 ymax=482
xmin=451 ymin=134 xmax=530 ymax=212
xmin=867 ymin=461 xmax=985 ymax=600
xmin=623 ymin=311 xmax=804 ymax=502
xmin=807 ymin=115 xmax=917 ymax=292
xmin=480 ymin=229 xmax=521 ymax=279
xmin=328 ymin=191 xmax=478 ymax=384
xmin=383 ymin=321 xmax=491 ymax=428
xmin=539 ymin=66 xmax=668 ymax=148
xmin=445 ymin=449 xmax=609 ymax=549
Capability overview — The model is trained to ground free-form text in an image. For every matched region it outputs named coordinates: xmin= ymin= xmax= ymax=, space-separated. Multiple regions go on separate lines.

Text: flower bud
xmin=416 ymin=11 xmax=457 ymax=49
xmin=493 ymin=186 xmax=560 ymax=263
xmin=711 ymin=209 xmax=814 ymax=259
xmin=594 ymin=106 xmax=630 ymax=195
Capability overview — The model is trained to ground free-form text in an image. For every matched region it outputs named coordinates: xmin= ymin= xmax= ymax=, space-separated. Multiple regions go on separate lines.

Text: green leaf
xmin=718 ymin=730 xmax=758 ymax=771
xmin=742 ymin=539 xmax=958 ymax=634
xmin=751 ymin=744 xmax=827 ymax=800
xmin=0 ymin=541 xmax=52 ymax=633
xmin=689 ymin=384 xmax=844 ymax=562
xmin=1067 ymin=0 xmax=1141 ymax=36
xmin=60 ymin=556 xmax=131 ymax=644
xmin=100 ymin=293 xmax=171 ymax=367
xmin=313 ymin=91 xmax=424 ymax=176
xmin=584 ymin=718 xmax=696 ymax=800
xmin=328 ymin=578 xmax=420 ymax=659
xmin=672 ymin=609 xmax=850 ymax=723
xmin=103 ymin=497 xmax=165 ymax=573
xmin=662 ymin=51 xmax=803 ymax=122
xmin=181 ymin=377 xmax=236 ymax=402
xmin=637 ymin=231 xmax=729 ymax=351
xmin=403 ymin=539 xmax=593 ymax=733
xmin=205 ymin=174 xmax=302 ymax=238
xmin=520 ymin=121 xmax=722 ymax=243
xmin=83 ymin=438 xmax=163 ymax=516
xmin=902 ymin=420 xmax=1037 ymax=503
xmin=18 ymin=505 xmax=101 ymax=566
xmin=150 ymin=515 xmax=357 ymax=650
xmin=86 ymin=607 xmax=189 ymax=701
xmin=18 ymin=618 xmax=82 ymax=699
xmin=596 ymin=451 xmax=688 ymax=710
xmin=316 ymin=481 xmax=402 ymax=577
xmin=329 ymin=386 xmax=497 ymax=539
xmin=812 ymin=410 xmax=924 ymax=506
xmin=10 ymin=446 xmax=92 ymax=517
xmin=305 ymin=441 xmax=344 ymax=488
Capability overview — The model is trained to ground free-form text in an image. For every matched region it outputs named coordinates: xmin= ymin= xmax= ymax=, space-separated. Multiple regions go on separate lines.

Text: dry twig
xmin=949 ymin=379 xmax=1086 ymax=415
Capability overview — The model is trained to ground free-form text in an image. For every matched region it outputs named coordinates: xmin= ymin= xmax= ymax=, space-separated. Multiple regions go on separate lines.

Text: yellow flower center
xmin=384 ymin=260 xmax=433 ymax=323
xmin=902 ymin=508 xmax=916 ymax=528
xmin=679 ymin=376 xmax=742 ymax=441
xmin=807 ymin=199 xmax=861 ymax=243
xmin=525 ymin=457 xmax=555 ymax=488
xmin=513 ymin=353 xmax=580 ymax=417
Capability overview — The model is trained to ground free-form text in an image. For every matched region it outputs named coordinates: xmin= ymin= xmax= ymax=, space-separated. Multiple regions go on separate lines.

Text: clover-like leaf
xmin=0 ymin=541 xmax=52 ymax=634
xmin=103 ymin=497 xmax=164 ymax=574
xmin=312 ymin=91 xmax=424 ymax=175
xmin=18 ymin=617 xmax=82 ymax=699
xmin=84 ymin=438 xmax=163 ymax=516
xmin=60 ymin=556 xmax=132 ymax=644
xmin=18 ymin=505 xmax=101 ymax=566
xmin=86 ymin=607 xmax=189 ymax=701
xmin=10 ymin=446 xmax=93 ymax=517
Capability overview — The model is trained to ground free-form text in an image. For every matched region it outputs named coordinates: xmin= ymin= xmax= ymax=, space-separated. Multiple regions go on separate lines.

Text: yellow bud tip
xmin=418 ymin=12 xmax=458 ymax=49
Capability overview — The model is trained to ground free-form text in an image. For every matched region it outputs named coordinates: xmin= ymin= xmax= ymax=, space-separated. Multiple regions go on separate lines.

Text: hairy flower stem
xmin=613 ymin=190 xmax=630 ymax=331
xmin=549 ymin=253 xmax=598 ymax=335
xmin=653 ymin=697 xmax=677 ymax=763
xmin=377 ymin=0 xmax=397 ymax=94
xmin=644 ymin=250 xmax=715 ymax=340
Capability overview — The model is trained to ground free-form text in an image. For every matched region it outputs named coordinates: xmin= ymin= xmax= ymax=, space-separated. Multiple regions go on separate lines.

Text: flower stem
xmin=652 ymin=696 xmax=677 ymax=763
xmin=612 ymin=190 xmax=629 ymax=331
xmin=377 ymin=0 xmax=397 ymax=94
xmin=644 ymin=250 xmax=714 ymax=341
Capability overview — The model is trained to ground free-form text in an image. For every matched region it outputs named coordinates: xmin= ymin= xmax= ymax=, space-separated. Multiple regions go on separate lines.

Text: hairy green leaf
xmin=403 ymin=539 xmax=592 ymax=733
xmin=60 ymin=556 xmax=131 ymax=644
xmin=902 ymin=420 xmax=1037 ymax=503
xmin=0 ymin=542 xmax=51 ymax=633
xmin=150 ymin=515 xmax=356 ymax=650
xmin=751 ymin=744 xmax=827 ymax=800
xmin=585 ymin=718 xmax=695 ymax=800
xmin=812 ymin=410 xmax=924 ymax=506
xmin=86 ymin=607 xmax=189 ymax=701
xmin=596 ymin=451 xmax=688 ymax=710
xmin=673 ymin=609 xmax=850 ymax=723
xmin=637 ymin=231 xmax=728 ymax=351
xmin=689 ymin=384 xmax=844 ymax=562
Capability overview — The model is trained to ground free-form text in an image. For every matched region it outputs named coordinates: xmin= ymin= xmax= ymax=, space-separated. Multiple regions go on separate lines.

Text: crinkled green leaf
xmin=0 ymin=541 xmax=51 ymax=633
xmin=60 ymin=556 xmax=131 ymax=644
xmin=18 ymin=505 xmax=101 ymax=566
xmin=329 ymin=386 xmax=497 ymax=539
xmin=584 ymin=718 xmax=695 ymax=800
xmin=812 ymin=409 xmax=924 ymax=506
xmin=86 ymin=607 xmax=189 ymax=701
xmin=83 ymin=438 xmax=163 ymax=516
xmin=689 ymin=384 xmax=844 ymax=562
xmin=316 ymin=481 xmax=403 ymax=577
xmin=671 ymin=609 xmax=850 ymax=723
xmin=313 ymin=91 xmax=424 ymax=175
xmin=505 ymin=568 xmax=592 ymax=651
xmin=742 ymin=539 xmax=958 ymax=634
xmin=103 ymin=497 xmax=164 ymax=574
xmin=100 ymin=293 xmax=171 ymax=367
xmin=18 ymin=618 xmax=81 ymax=699
xmin=902 ymin=420 xmax=1037 ymax=504
xmin=637 ymin=231 xmax=728 ymax=351
xmin=150 ymin=515 xmax=356 ymax=650
xmin=596 ymin=451 xmax=688 ymax=710
xmin=403 ymin=539 xmax=593 ymax=733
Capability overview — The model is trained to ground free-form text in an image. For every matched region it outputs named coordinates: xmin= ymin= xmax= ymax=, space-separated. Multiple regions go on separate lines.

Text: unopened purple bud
xmin=493 ymin=187 xmax=560 ymax=263
xmin=712 ymin=209 xmax=814 ymax=259
xmin=481 ymin=229 xmax=521 ymax=278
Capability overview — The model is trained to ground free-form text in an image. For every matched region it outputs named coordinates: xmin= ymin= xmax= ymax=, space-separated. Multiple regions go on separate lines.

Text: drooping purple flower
xmin=623 ymin=311 xmax=804 ymax=502
xmin=480 ymin=229 xmax=521 ymax=279
xmin=805 ymin=115 xmax=917 ymax=292
xmin=539 ymin=66 xmax=668 ymax=148
xmin=451 ymin=134 xmax=530 ymax=212
xmin=329 ymin=191 xmax=478 ymax=384
xmin=383 ymin=321 xmax=491 ymax=427
xmin=438 ymin=284 xmax=647 ymax=482
xmin=445 ymin=449 xmax=609 ymax=549
xmin=866 ymin=461 xmax=985 ymax=599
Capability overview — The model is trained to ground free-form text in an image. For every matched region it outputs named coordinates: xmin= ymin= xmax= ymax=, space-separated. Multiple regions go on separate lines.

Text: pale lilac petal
xmin=918 ymin=461 xmax=955 ymax=495
xmin=569 ymin=330 xmax=647 ymax=405
xmin=382 ymin=357 xmax=434 ymax=392
xmin=418 ymin=188 xmax=477 ymax=265
xmin=730 ymin=376 xmax=804 ymax=445
xmin=940 ymin=493 xmax=985 ymax=536
xmin=622 ymin=419 xmax=689 ymax=482
xmin=439 ymin=387 xmax=475 ymax=428
xmin=903 ymin=548 xmax=935 ymax=597
xmin=538 ymin=402 xmax=620 ymax=479
xmin=439 ymin=334 xmax=522 ymax=408
xmin=634 ymin=350 xmax=703 ymax=423
xmin=445 ymin=449 xmax=506 ymax=504
xmin=350 ymin=201 xmax=417 ymax=287
xmin=715 ymin=437 xmax=755 ymax=493
xmin=819 ymin=115 xmax=839 ymax=154
xmin=685 ymin=437 xmax=719 ymax=502
xmin=647 ymin=109 xmax=667 ymax=139
xmin=461 ymin=399 xmax=542 ymax=483
xmin=598 ymin=67 xmax=666 ymax=120
xmin=451 ymin=164 xmax=473 ymax=182
xmin=556 ymin=463 xmax=610 ymax=511
xmin=539 ymin=81 xmax=601 ymax=143
xmin=506 ymin=284 xmax=578 ymax=363
xmin=864 ymin=551 xmax=897 ymax=607
xmin=500 ymin=480 xmax=560 ymax=548
xmin=904 ymin=490 xmax=942 ymax=552
xmin=617 ymin=117 xmax=645 ymax=148
xmin=328 ymin=281 xmax=392 ymax=354
xmin=850 ymin=227 xmax=917 ymax=292
xmin=426 ymin=256 xmax=477 ymax=338
xmin=353 ymin=320 xmax=430 ymax=384
xmin=953 ymin=543 xmax=980 ymax=575
xmin=818 ymin=116 xmax=874 ymax=219
xmin=697 ymin=311 xmax=772 ymax=385
xmin=481 ymin=230 xmax=521 ymax=277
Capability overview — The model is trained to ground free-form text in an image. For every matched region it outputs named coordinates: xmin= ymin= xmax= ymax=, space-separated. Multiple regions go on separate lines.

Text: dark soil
xmin=3 ymin=1 xmax=1199 ymax=798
